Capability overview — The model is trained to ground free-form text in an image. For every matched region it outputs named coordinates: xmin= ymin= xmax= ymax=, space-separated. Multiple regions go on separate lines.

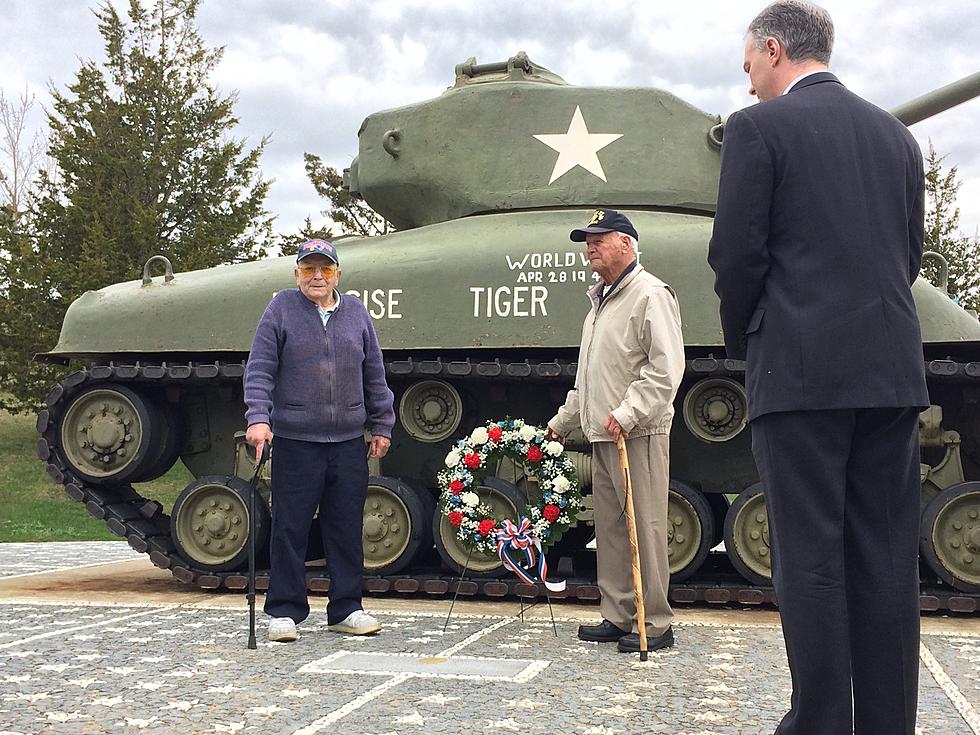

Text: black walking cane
xmin=247 ymin=440 xmax=271 ymax=650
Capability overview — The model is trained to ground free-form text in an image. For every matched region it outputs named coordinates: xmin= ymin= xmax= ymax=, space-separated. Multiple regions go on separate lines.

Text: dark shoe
xmin=578 ymin=620 xmax=630 ymax=642
xmin=617 ymin=627 xmax=674 ymax=653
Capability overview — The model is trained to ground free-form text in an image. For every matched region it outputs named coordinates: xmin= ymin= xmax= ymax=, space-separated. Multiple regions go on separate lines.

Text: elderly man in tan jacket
xmin=547 ymin=208 xmax=685 ymax=653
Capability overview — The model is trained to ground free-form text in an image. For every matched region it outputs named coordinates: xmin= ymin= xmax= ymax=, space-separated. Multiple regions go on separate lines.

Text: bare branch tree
xmin=0 ymin=88 xmax=48 ymax=213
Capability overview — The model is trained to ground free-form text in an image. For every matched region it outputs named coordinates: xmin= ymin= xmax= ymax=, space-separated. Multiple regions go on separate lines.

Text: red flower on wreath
xmin=463 ymin=452 xmax=482 ymax=469
xmin=488 ymin=426 xmax=503 ymax=442
xmin=478 ymin=519 xmax=496 ymax=536
xmin=526 ymin=445 xmax=543 ymax=462
xmin=448 ymin=511 xmax=463 ymax=527
xmin=449 ymin=480 xmax=464 ymax=495
xmin=543 ymin=504 xmax=560 ymax=522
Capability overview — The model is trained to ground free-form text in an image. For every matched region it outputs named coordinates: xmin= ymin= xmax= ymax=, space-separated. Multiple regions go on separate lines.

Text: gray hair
xmin=748 ymin=1 xmax=834 ymax=65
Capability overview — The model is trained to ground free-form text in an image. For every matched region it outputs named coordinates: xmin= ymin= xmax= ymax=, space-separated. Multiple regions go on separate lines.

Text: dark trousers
xmin=264 ymin=435 xmax=368 ymax=625
xmin=751 ymin=408 xmax=920 ymax=735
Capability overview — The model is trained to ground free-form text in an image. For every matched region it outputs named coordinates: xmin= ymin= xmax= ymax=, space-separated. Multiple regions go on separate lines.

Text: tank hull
xmin=49 ymin=209 xmax=980 ymax=358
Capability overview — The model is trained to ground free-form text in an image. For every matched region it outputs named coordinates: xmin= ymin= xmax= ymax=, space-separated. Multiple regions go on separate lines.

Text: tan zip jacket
xmin=548 ymin=264 xmax=685 ymax=443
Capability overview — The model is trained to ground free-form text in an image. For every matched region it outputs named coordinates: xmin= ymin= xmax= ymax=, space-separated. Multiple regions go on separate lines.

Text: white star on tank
xmin=533 ymin=106 xmax=623 ymax=184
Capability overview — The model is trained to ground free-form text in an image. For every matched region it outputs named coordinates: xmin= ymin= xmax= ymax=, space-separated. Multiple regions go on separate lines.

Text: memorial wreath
xmin=437 ymin=418 xmax=584 ymax=586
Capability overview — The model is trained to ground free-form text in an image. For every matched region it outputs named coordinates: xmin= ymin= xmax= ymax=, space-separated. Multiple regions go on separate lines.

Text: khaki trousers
xmin=591 ymin=434 xmax=673 ymax=636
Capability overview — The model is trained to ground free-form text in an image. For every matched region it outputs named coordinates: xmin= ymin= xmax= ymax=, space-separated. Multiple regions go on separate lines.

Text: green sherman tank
xmin=36 ymin=55 xmax=980 ymax=606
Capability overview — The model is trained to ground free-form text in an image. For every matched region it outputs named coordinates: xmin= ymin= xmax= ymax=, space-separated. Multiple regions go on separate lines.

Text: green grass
xmin=0 ymin=410 xmax=191 ymax=542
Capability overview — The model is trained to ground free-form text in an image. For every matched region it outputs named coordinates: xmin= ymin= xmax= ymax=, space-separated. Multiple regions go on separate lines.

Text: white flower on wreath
xmin=461 ymin=492 xmax=480 ymax=508
xmin=445 ymin=450 xmax=461 ymax=468
xmin=544 ymin=440 xmax=563 ymax=457
xmin=470 ymin=427 xmax=489 ymax=445
xmin=552 ymin=475 xmax=571 ymax=494
xmin=518 ymin=424 xmax=537 ymax=441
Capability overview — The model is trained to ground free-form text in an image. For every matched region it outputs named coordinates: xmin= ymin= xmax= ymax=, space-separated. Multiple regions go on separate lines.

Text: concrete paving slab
xmin=0 ymin=541 xmax=141 ymax=579
xmin=297 ymin=650 xmax=549 ymax=681
xmin=0 ymin=541 xmax=977 ymax=734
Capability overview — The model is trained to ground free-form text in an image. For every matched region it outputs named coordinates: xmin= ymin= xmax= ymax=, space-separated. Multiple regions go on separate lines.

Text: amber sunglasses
xmin=298 ymin=264 xmax=337 ymax=277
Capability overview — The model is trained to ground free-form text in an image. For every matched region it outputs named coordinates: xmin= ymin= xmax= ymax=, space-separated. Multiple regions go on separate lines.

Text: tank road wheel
xmin=667 ymin=481 xmax=715 ymax=583
xmin=57 ymin=384 xmax=160 ymax=484
xmin=433 ymin=476 xmax=523 ymax=577
xmin=133 ymin=398 xmax=183 ymax=483
xmin=920 ymin=481 xmax=980 ymax=593
xmin=724 ymin=484 xmax=773 ymax=586
xmin=363 ymin=477 xmax=431 ymax=575
xmin=171 ymin=475 xmax=269 ymax=572
xmin=398 ymin=379 xmax=463 ymax=442
xmin=682 ymin=378 xmax=748 ymax=443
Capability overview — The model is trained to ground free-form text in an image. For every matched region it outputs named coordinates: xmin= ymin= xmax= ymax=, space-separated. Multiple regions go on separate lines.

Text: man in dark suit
xmin=707 ymin=2 xmax=928 ymax=733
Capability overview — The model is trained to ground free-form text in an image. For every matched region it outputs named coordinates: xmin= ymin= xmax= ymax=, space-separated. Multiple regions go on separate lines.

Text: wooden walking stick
xmin=616 ymin=435 xmax=648 ymax=661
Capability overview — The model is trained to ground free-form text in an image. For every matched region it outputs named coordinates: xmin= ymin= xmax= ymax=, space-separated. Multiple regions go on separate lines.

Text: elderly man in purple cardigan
xmin=244 ymin=239 xmax=395 ymax=643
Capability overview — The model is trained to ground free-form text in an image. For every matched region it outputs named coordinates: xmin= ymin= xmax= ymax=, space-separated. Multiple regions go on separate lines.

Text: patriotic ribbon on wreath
xmin=496 ymin=516 xmax=566 ymax=592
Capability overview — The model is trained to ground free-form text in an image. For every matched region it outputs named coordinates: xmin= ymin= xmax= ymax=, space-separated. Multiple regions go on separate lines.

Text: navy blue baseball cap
xmin=296 ymin=238 xmax=339 ymax=265
xmin=570 ymin=208 xmax=639 ymax=242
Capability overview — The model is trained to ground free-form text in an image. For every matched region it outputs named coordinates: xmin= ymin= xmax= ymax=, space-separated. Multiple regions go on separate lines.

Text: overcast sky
xmin=3 ymin=0 xmax=980 ymax=240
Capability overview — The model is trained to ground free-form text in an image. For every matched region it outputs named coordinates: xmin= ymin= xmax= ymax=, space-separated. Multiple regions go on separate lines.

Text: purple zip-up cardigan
xmin=244 ymin=288 xmax=395 ymax=442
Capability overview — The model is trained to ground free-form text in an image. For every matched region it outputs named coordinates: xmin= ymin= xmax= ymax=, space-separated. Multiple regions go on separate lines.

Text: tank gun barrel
xmin=890 ymin=71 xmax=980 ymax=126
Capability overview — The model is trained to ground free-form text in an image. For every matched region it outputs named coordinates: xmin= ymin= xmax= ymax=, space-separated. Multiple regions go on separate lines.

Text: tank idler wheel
xmin=57 ymin=384 xmax=160 ymax=485
xmin=171 ymin=475 xmax=269 ymax=572
xmin=920 ymin=481 xmax=980 ymax=593
xmin=667 ymin=481 xmax=715 ymax=583
xmin=433 ymin=476 xmax=524 ymax=577
xmin=724 ymin=483 xmax=773 ymax=586
xmin=398 ymin=379 xmax=463 ymax=442
xmin=363 ymin=477 xmax=431 ymax=575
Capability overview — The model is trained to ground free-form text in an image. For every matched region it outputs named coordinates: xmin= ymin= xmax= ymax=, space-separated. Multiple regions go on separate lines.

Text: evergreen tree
xmin=303 ymin=152 xmax=391 ymax=237
xmin=275 ymin=215 xmax=335 ymax=258
xmin=0 ymin=0 xmax=272 ymax=412
xmin=922 ymin=142 xmax=980 ymax=313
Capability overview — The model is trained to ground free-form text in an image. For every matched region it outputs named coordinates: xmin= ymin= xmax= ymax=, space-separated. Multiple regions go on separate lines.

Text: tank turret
xmin=36 ymin=55 xmax=980 ymax=603
xmin=349 ymin=51 xmax=723 ymax=229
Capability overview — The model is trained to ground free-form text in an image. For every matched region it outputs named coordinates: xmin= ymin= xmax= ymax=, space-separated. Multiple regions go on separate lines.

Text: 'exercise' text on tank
xmin=345 ymin=288 xmax=403 ymax=319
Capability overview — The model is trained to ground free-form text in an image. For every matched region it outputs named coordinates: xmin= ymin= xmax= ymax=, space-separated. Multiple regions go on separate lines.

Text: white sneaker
xmin=328 ymin=609 xmax=381 ymax=636
xmin=268 ymin=617 xmax=298 ymax=642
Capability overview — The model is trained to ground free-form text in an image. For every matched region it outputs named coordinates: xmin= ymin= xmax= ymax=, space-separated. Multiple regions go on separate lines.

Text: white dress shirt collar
xmin=782 ymin=69 xmax=827 ymax=96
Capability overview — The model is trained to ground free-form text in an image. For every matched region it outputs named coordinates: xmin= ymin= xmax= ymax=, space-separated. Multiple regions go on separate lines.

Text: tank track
xmin=35 ymin=357 xmax=980 ymax=613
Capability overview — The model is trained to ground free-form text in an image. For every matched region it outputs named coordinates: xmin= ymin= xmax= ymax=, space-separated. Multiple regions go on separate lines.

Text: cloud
xmin=3 ymin=0 xmax=979 ymax=238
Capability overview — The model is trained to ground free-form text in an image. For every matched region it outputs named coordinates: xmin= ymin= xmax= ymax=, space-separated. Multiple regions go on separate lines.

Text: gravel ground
xmin=0 ymin=541 xmax=976 ymax=734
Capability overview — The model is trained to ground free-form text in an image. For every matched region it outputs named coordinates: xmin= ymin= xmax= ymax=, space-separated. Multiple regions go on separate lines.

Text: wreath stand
xmin=437 ymin=420 xmax=583 ymax=637
xmin=443 ymin=542 xmax=559 ymax=636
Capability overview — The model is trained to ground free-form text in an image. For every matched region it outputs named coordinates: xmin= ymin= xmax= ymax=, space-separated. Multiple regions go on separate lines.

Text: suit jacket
xmin=707 ymin=72 xmax=929 ymax=420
